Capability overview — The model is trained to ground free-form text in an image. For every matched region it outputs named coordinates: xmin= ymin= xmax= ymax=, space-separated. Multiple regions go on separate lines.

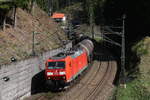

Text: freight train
xmin=45 ymin=39 xmax=94 ymax=89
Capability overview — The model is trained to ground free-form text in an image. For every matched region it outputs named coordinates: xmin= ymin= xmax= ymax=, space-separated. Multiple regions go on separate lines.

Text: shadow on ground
xmin=31 ymin=70 xmax=48 ymax=95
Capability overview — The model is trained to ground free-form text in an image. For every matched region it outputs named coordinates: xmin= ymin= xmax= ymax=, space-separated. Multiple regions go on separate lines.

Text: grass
xmin=94 ymin=36 xmax=103 ymax=42
xmin=43 ymin=92 xmax=55 ymax=99
xmin=116 ymin=79 xmax=150 ymax=100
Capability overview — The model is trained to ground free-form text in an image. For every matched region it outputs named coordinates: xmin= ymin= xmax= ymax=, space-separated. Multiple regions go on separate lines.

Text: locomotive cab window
xmin=48 ymin=61 xmax=65 ymax=69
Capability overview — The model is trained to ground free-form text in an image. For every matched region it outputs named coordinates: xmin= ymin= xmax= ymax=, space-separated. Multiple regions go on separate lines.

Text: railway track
xmin=85 ymin=61 xmax=113 ymax=100
xmin=26 ymin=53 xmax=117 ymax=100
xmin=68 ymin=60 xmax=102 ymax=100
xmin=52 ymin=54 xmax=117 ymax=100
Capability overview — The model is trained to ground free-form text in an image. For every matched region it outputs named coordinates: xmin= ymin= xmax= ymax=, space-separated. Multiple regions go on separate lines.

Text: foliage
xmin=132 ymin=38 xmax=149 ymax=56
xmin=14 ymin=0 xmax=30 ymax=9
xmin=94 ymin=37 xmax=103 ymax=42
xmin=0 ymin=0 xmax=30 ymax=11
xmin=0 ymin=1 xmax=13 ymax=10
xmin=116 ymin=79 xmax=150 ymax=100
xmin=0 ymin=4 xmax=10 ymax=9
xmin=49 ymin=0 xmax=81 ymax=13
xmin=116 ymin=37 xmax=150 ymax=100
xmin=36 ymin=0 xmax=48 ymax=12
xmin=81 ymin=0 xmax=107 ymax=24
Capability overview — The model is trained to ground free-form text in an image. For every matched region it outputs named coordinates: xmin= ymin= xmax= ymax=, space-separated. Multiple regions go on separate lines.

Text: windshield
xmin=48 ymin=61 xmax=65 ymax=69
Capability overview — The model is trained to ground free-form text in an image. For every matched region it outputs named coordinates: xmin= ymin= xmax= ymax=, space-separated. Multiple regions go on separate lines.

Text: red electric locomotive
xmin=45 ymin=39 xmax=94 ymax=88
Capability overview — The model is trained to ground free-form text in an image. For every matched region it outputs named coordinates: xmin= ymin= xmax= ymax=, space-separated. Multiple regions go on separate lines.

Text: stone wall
xmin=0 ymin=43 xmax=72 ymax=100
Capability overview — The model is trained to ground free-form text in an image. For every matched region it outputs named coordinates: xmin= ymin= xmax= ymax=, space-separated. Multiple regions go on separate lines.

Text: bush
xmin=132 ymin=39 xmax=148 ymax=56
xmin=116 ymin=79 xmax=150 ymax=100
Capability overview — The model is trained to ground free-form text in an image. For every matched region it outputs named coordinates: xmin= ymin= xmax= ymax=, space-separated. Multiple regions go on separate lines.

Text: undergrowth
xmin=115 ymin=37 xmax=150 ymax=100
xmin=116 ymin=79 xmax=150 ymax=100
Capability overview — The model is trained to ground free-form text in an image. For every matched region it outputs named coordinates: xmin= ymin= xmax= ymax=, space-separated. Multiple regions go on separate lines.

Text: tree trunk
xmin=55 ymin=0 xmax=59 ymax=11
xmin=13 ymin=5 xmax=17 ymax=29
xmin=89 ymin=4 xmax=94 ymax=39
xmin=48 ymin=0 xmax=52 ymax=16
xmin=3 ymin=16 xmax=6 ymax=31
xmin=28 ymin=0 xmax=33 ymax=13
xmin=31 ymin=0 xmax=36 ymax=16
xmin=51 ymin=0 xmax=53 ymax=14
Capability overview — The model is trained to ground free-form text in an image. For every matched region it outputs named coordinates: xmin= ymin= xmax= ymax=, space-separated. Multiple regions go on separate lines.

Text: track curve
xmin=51 ymin=54 xmax=117 ymax=100
xmin=25 ymin=48 xmax=117 ymax=100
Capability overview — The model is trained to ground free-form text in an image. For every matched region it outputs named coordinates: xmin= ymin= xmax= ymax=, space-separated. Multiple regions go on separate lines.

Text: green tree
xmin=14 ymin=0 xmax=30 ymax=9
xmin=0 ymin=1 xmax=13 ymax=30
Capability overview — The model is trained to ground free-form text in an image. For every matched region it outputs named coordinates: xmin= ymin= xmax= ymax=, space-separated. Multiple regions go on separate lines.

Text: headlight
xmin=47 ymin=72 xmax=53 ymax=75
xmin=59 ymin=72 xmax=66 ymax=75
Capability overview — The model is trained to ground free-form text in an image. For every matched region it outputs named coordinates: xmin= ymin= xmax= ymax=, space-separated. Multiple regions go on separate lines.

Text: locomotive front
xmin=46 ymin=60 xmax=66 ymax=79
xmin=45 ymin=56 xmax=69 ymax=88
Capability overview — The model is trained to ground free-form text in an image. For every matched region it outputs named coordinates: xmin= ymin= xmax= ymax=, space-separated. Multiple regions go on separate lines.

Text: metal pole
xmin=51 ymin=0 xmax=53 ymax=14
xmin=48 ymin=0 xmax=51 ymax=16
xmin=98 ymin=14 xmax=126 ymax=87
xmin=68 ymin=0 xmax=70 ymax=6
xmin=32 ymin=31 xmax=35 ymax=56
xmin=120 ymin=14 xmax=126 ymax=87
xmin=89 ymin=4 xmax=94 ymax=39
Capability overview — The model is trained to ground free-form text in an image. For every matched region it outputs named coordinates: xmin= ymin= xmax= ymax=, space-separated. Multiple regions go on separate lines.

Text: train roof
xmin=70 ymin=49 xmax=83 ymax=58
xmin=50 ymin=53 xmax=67 ymax=60
xmin=50 ymin=48 xmax=83 ymax=60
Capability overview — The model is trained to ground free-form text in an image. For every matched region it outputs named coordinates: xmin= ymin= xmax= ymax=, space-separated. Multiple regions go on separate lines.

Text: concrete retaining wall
xmin=0 ymin=43 xmax=72 ymax=100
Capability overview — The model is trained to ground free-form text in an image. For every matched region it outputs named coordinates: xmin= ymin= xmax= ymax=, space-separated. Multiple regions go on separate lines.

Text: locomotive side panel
xmin=67 ymin=51 xmax=88 ymax=82
xmin=65 ymin=57 xmax=72 ymax=82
